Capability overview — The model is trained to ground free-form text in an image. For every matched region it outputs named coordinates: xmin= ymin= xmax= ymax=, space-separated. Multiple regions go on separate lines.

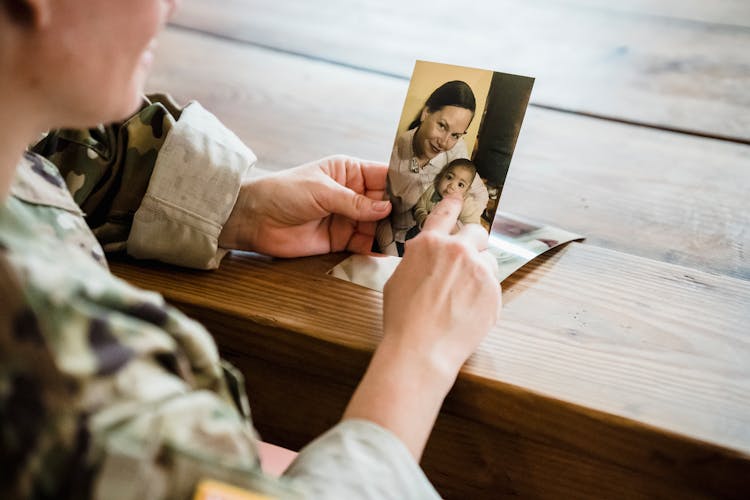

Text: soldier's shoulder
xmin=10 ymin=152 xmax=82 ymax=214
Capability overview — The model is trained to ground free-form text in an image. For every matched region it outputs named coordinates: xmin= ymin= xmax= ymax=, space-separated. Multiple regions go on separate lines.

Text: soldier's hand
xmin=382 ymin=195 xmax=501 ymax=374
xmin=218 ymin=155 xmax=391 ymax=257
xmin=343 ymin=196 xmax=501 ymax=460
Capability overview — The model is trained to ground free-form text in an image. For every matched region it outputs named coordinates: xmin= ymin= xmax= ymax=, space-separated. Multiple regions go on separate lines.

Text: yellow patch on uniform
xmin=193 ymin=479 xmax=275 ymax=500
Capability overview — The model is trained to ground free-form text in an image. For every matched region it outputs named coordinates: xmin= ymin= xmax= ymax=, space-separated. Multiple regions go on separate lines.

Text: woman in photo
xmin=377 ymin=80 xmax=489 ymax=256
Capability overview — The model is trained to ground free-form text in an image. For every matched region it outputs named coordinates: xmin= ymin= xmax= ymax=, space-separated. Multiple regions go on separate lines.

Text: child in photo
xmin=407 ymin=159 xmax=484 ymax=240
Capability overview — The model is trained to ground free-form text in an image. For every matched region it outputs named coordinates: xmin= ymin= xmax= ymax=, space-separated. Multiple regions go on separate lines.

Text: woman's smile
xmin=415 ymin=105 xmax=473 ymax=161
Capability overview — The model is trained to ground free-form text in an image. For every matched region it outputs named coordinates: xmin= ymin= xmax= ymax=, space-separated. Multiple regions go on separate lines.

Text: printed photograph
xmin=329 ymin=212 xmax=582 ymax=292
xmin=487 ymin=212 xmax=583 ymax=282
xmin=375 ymin=60 xmax=535 ymax=256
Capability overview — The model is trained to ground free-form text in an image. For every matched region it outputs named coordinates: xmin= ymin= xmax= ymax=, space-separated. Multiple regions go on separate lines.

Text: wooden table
xmin=111 ymin=1 xmax=750 ymax=498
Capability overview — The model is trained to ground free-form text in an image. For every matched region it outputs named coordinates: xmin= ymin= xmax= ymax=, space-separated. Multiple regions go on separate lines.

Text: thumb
xmin=318 ymin=181 xmax=392 ymax=221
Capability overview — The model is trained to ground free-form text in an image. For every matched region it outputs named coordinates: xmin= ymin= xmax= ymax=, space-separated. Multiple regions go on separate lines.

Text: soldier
xmin=0 ymin=1 xmax=501 ymax=499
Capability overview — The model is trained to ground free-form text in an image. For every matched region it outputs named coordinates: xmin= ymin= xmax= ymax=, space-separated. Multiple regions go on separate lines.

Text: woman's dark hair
xmin=2 ymin=0 xmax=34 ymax=25
xmin=408 ymin=80 xmax=476 ymax=130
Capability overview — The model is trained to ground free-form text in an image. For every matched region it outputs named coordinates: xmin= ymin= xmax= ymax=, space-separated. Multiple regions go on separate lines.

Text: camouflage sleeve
xmin=32 ymin=94 xmax=255 ymax=269
xmin=283 ymin=419 xmax=441 ymax=498
xmin=2 ymin=246 xmax=437 ymax=499
xmin=0 ymin=251 xmax=300 ymax=499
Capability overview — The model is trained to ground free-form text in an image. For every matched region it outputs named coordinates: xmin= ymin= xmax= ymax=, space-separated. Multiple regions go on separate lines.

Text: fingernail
xmin=373 ymin=200 xmax=390 ymax=211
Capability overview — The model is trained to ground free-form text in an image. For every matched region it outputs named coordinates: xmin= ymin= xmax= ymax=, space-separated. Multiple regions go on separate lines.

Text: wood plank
xmin=219 ymin=349 xmax=739 ymax=499
xmin=147 ymin=28 xmax=750 ymax=279
xmin=559 ymin=0 xmax=750 ymax=27
xmin=169 ymin=0 xmax=750 ymax=142
xmin=109 ymin=241 xmax=750 ymax=499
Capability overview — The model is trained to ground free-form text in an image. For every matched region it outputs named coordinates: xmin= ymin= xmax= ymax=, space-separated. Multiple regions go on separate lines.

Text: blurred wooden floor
xmin=116 ymin=1 xmax=750 ymax=498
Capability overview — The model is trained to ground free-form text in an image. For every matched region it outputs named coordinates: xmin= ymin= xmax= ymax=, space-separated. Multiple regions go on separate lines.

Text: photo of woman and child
xmin=330 ymin=61 xmax=537 ymax=292
xmin=375 ymin=61 xmax=534 ymax=257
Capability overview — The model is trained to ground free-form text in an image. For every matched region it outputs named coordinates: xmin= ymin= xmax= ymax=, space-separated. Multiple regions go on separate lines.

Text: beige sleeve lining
xmin=128 ymin=102 xmax=256 ymax=269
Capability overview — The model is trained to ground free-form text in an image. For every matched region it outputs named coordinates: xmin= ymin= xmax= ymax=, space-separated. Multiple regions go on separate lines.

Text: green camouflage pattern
xmin=32 ymin=94 xmax=182 ymax=253
xmin=1 ymin=117 xmax=301 ymax=498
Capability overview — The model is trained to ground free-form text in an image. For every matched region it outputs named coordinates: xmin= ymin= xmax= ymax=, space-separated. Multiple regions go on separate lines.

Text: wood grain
xmin=169 ymin=0 xmax=750 ymax=142
xmin=147 ymin=28 xmax=750 ymax=279
xmin=220 ymin=350 xmax=744 ymax=499
xmin=109 ymin=242 xmax=750 ymax=498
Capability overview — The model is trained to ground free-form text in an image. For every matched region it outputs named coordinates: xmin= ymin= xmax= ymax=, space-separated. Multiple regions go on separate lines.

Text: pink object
xmin=258 ymin=441 xmax=298 ymax=477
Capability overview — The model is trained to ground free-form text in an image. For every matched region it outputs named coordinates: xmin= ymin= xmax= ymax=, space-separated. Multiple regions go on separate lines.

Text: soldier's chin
xmin=122 ymin=93 xmax=146 ymax=119
xmin=67 ymin=90 xmax=144 ymax=129
xmin=109 ymin=77 xmax=148 ymax=122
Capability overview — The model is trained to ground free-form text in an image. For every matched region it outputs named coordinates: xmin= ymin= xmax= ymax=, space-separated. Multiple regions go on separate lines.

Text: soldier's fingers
xmin=421 ymin=196 xmax=462 ymax=234
xmin=478 ymin=249 xmax=500 ymax=280
xmin=455 ymin=222 xmax=490 ymax=252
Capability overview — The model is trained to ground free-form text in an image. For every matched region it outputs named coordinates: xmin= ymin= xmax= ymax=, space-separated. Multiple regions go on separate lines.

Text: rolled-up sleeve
xmin=284 ymin=419 xmax=440 ymax=499
xmin=127 ymin=102 xmax=256 ymax=269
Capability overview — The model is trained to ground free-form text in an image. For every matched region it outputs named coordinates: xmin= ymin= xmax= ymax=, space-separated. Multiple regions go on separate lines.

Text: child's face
xmin=437 ymin=166 xmax=473 ymax=197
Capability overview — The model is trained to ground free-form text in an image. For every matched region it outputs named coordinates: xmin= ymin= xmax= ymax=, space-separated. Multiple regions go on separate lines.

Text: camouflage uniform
xmin=0 ymin=96 xmax=439 ymax=499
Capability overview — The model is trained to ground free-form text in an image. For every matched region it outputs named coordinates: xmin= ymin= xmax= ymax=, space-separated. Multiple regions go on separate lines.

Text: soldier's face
xmin=33 ymin=0 xmax=180 ymax=126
